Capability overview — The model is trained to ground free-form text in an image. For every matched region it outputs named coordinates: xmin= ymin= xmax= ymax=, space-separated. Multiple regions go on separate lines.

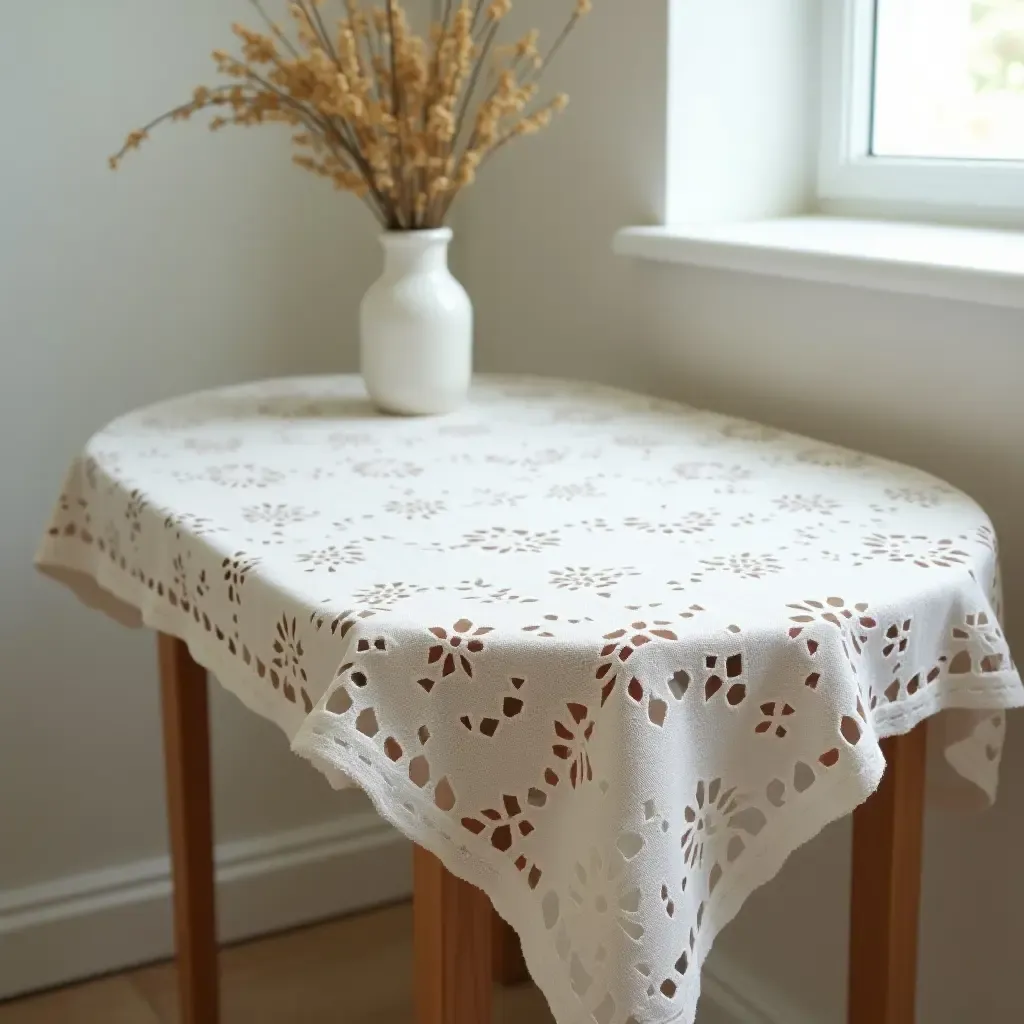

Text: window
xmin=617 ymin=1 xmax=1024 ymax=306
xmin=873 ymin=0 xmax=1024 ymax=160
xmin=819 ymin=0 xmax=1024 ymax=212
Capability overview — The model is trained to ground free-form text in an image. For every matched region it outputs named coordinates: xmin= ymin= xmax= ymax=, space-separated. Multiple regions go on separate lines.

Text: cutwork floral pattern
xmin=182 ymin=436 xmax=243 ymax=454
xmin=674 ymin=462 xmax=752 ymax=482
xmin=547 ymin=566 xmax=639 ymax=595
xmin=271 ymin=614 xmax=314 ymax=712
xmin=384 ymin=498 xmax=448 ymax=520
xmin=164 ymin=511 xmax=224 ymax=539
xmin=448 ymin=579 xmax=539 ymax=604
xmin=567 ymin=847 xmax=645 ymax=942
xmin=351 ymin=581 xmax=429 ymax=607
xmin=595 ymin=621 xmax=680 ymax=706
xmin=222 ymin=553 xmax=258 ymax=604
xmin=426 ymin=619 xmax=493 ymax=678
xmin=37 ymin=375 xmax=1023 ymax=1024
xmin=681 ymin=779 xmax=766 ymax=892
xmin=183 ymin=463 xmax=286 ymax=489
xmin=297 ymin=542 xmax=368 ymax=572
xmin=241 ymin=503 xmax=318 ymax=545
xmin=551 ymin=702 xmax=597 ymax=788
xmin=623 ymin=511 xmax=719 ymax=536
xmin=547 ymin=481 xmax=605 ymax=501
xmin=859 ymin=533 xmax=971 ymax=568
xmin=469 ymin=489 xmax=528 ymax=508
xmin=460 ymin=527 xmax=562 ymax=554
xmin=461 ymin=793 xmax=543 ymax=889
xmin=693 ymin=553 xmax=783 ymax=581
xmin=353 ymin=459 xmax=423 ymax=479
xmin=241 ymin=503 xmax=317 ymax=528
xmin=773 ymin=494 xmax=842 ymax=516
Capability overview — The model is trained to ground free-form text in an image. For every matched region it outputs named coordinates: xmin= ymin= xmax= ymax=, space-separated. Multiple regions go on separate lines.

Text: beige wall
xmin=461 ymin=2 xmax=1024 ymax=1021
xmin=0 ymin=0 xmax=380 ymax=894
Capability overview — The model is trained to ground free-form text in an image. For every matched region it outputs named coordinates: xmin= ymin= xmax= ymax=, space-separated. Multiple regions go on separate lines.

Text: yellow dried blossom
xmin=428 ymin=175 xmax=451 ymax=198
xmin=231 ymin=24 xmax=277 ymax=63
xmin=109 ymin=0 xmax=592 ymax=228
xmin=516 ymin=30 xmax=539 ymax=59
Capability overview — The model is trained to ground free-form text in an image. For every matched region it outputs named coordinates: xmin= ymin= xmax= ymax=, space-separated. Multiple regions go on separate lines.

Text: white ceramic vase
xmin=360 ymin=227 xmax=473 ymax=416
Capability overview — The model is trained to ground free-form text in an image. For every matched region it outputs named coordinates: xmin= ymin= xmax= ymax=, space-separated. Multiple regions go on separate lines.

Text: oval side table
xmin=37 ymin=375 xmax=1022 ymax=1024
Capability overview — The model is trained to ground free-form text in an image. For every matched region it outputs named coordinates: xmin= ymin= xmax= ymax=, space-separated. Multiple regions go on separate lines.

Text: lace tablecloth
xmin=37 ymin=375 xmax=1022 ymax=1024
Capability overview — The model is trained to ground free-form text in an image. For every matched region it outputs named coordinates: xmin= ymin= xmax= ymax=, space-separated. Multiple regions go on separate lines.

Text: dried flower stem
xmin=384 ymin=0 xmax=410 ymax=226
xmin=530 ymin=9 xmax=584 ymax=85
xmin=452 ymin=16 xmax=498 ymax=151
xmin=470 ymin=0 xmax=488 ymax=35
xmin=247 ymin=0 xmax=300 ymax=57
xmin=306 ymin=0 xmax=339 ymax=59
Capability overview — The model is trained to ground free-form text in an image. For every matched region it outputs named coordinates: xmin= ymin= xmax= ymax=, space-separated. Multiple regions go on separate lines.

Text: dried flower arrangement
xmin=110 ymin=0 xmax=592 ymax=229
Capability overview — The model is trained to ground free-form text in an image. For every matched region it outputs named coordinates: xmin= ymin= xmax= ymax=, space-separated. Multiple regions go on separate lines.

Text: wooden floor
xmin=0 ymin=903 xmax=555 ymax=1024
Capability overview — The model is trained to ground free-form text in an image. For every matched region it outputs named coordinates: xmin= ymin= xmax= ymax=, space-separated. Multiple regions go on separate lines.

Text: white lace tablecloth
xmin=37 ymin=375 xmax=1022 ymax=1024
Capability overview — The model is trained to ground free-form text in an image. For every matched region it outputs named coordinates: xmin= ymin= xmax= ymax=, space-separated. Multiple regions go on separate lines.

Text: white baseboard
xmin=1 ymin=816 xmax=816 ymax=1023
xmin=701 ymin=953 xmax=820 ymax=1024
xmin=0 ymin=812 xmax=411 ymax=1001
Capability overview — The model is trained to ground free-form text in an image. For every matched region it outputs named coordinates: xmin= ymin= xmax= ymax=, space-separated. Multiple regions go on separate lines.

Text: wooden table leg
xmin=414 ymin=846 xmax=493 ymax=1024
xmin=848 ymin=725 xmax=927 ymax=1024
xmin=492 ymin=910 xmax=529 ymax=986
xmin=158 ymin=634 xmax=219 ymax=1024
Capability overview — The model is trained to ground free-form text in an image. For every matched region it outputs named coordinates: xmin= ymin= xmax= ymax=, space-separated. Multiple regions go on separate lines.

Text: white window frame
xmin=818 ymin=0 xmax=1024 ymax=214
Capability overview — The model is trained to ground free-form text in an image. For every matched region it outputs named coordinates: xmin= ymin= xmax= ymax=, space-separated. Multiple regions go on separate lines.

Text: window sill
xmin=614 ymin=217 xmax=1024 ymax=309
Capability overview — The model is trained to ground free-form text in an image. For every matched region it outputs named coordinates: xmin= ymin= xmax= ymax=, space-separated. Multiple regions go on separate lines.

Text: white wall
xmin=0 ymin=0 xmax=405 ymax=994
xmin=460 ymin=1 xmax=1024 ymax=1021
xmin=3 ymin=0 xmax=1022 ymax=1017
